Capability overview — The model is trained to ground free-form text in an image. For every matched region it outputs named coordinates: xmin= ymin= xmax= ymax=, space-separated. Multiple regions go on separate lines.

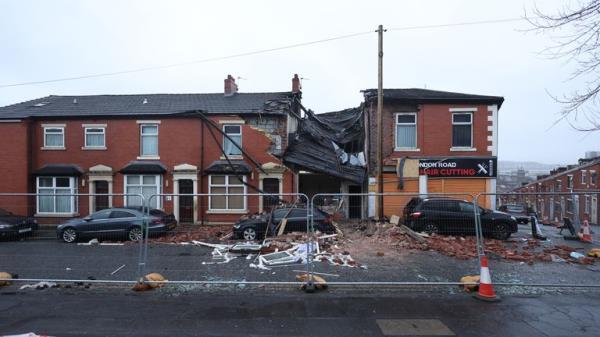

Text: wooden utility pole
xmin=376 ymin=25 xmax=384 ymax=220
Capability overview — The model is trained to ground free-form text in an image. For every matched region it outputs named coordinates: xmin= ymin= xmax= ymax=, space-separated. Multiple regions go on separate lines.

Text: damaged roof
xmin=284 ymin=107 xmax=366 ymax=184
xmin=0 ymin=92 xmax=296 ymax=119
xmin=362 ymin=88 xmax=504 ymax=107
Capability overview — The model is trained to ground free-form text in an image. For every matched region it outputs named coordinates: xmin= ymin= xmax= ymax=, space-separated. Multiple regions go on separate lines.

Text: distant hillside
xmin=498 ymin=160 xmax=562 ymax=175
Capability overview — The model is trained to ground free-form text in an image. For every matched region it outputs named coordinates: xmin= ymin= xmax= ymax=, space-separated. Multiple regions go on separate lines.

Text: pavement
xmin=1 ymin=287 xmax=599 ymax=337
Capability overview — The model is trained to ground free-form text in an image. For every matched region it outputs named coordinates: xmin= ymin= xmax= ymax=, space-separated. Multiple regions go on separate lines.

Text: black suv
xmin=403 ymin=197 xmax=518 ymax=240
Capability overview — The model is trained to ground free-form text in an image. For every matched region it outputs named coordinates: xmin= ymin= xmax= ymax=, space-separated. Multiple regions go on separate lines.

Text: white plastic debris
xmin=570 ymin=252 xmax=585 ymax=259
xmin=19 ymin=282 xmax=58 ymax=290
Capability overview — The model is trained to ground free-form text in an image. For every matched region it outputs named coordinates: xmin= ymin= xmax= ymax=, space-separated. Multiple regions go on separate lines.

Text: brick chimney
xmin=292 ymin=74 xmax=301 ymax=93
xmin=224 ymin=74 xmax=238 ymax=96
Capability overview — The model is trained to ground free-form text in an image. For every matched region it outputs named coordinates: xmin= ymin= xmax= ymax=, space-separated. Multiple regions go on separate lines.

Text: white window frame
xmin=139 ymin=124 xmax=159 ymax=158
xmin=394 ymin=112 xmax=418 ymax=151
xmin=222 ymin=124 xmax=243 ymax=157
xmin=84 ymin=127 xmax=106 ymax=149
xmin=591 ymin=170 xmax=597 ymax=185
xmin=36 ymin=176 xmax=78 ymax=215
xmin=451 ymin=112 xmax=473 ymax=150
xmin=43 ymin=126 xmax=65 ymax=149
xmin=581 ymin=170 xmax=587 ymax=185
xmin=567 ymin=175 xmax=574 ymax=189
xmin=585 ymin=195 xmax=591 ymax=214
xmin=123 ymin=174 xmax=162 ymax=209
xmin=208 ymin=175 xmax=247 ymax=212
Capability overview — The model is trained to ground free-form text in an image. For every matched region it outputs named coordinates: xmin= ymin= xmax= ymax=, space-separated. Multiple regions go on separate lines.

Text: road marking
xmin=376 ymin=319 xmax=455 ymax=336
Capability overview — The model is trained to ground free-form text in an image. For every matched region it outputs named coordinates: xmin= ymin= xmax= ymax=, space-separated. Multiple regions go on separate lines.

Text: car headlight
xmin=233 ymin=223 xmax=241 ymax=229
xmin=511 ymin=216 xmax=517 ymax=222
xmin=0 ymin=224 xmax=11 ymax=229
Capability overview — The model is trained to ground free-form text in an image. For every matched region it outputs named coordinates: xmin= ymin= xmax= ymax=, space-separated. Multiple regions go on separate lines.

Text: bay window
xmin=209 ymin=175 xmax=246 ymax=211
xmin=125 ymin=175 xmax=161 ymax=209
xmin=37 ymin=177 xmax=77 ymax=214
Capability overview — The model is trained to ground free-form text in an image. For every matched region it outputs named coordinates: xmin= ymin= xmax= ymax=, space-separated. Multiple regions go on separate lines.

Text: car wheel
xmin=128 ymin=227 xmax=143 ymax=241
xmin=242 ymin=227 xmax=257 ymax=241
xmin=491 ymin=223 xmax=510 ymax=240
xmin=61 ymin=227 xmax=78 ymax=243
xmin=423 ymin=223 xmax=439 ymax=235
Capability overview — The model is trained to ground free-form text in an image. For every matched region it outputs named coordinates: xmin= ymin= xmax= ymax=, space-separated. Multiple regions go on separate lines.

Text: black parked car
xmin=498 ymin=204 xmax=532 ymax=224
xmin=403 ymin=197 xmax=518 ymax=240
xmin=56 ymin=207 xmax=177 ymax=243
xmin=0 ymin=207 xmax=38 ymax=239
xmin=233 ymin=207 xmax=335 ymax=241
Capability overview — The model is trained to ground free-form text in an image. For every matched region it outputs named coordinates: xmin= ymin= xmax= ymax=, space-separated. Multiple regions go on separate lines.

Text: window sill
xmin=35 ymin=213 xmax=79 ymax=218
xmin=394 ymin=148 xmax=420 ymax=152
xmin=220 ymin=155 xmax=243 ymax=160
xmin=82 ymin=146 xmax=107 ymax=151
xmin=450 ymin=147 xmax=477 ymax=152
xmin=137 ymin=156 xmax=160 ymax=160
xmin=41 ymin=147 xmax=66 ymax=151
xmin=206 ymin=209 xmax=249 ymax=214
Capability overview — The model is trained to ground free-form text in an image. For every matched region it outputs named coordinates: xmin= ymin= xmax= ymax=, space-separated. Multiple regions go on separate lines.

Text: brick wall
xmin=367 ymin=101 xmax=494 ymax=174
xmin=0 ymin=114 xmax=294 ymax=223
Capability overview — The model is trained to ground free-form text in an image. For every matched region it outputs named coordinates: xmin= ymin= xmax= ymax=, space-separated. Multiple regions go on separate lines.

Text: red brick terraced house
xmin=512 ymin=157 xmax=600 ymax=225
xmin=0 ymin=75 xmax=303 ymax=225
xmin=363 ymin=88 xmax=504 ymax=216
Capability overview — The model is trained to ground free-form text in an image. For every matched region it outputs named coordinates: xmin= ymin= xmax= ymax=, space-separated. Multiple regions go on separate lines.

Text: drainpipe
xmin=199 ymin=115 xmax=205 ymax=225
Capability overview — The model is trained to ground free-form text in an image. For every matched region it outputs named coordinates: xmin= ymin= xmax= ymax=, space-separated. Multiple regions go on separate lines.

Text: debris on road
xmin=19 ymin=281 xmax=58 ymax=290
xmin=2 ymin=333 xmax=54 ymax=337
xmin=110 ymin=264 xmax=126 ymax=275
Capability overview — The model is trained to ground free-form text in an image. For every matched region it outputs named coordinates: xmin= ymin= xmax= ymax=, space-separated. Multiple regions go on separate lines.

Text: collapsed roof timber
xmin=284 ymin=106 xmax=366 ymax=184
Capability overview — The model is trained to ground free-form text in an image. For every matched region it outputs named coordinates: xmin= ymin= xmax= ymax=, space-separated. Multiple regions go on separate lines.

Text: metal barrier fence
xmin=142 ymin=193 xmax=312 ymax=287
xmin=0 ymin=193 xmax=145 ymax=285
xmin=1 ymin=190 xmax=599 ymax=291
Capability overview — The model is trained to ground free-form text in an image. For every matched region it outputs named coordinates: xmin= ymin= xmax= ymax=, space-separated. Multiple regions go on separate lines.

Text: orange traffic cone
xmin=473 ymin=256 xmax=500 ymax=302
xmin=581 ymin=220 xmax=593 ymax=243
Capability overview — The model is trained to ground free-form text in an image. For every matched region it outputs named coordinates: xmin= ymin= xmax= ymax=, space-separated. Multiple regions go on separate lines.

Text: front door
xmin=94 ymin=181 xmax=109 ymax=212
xmin=178 ymin=179 xmax=193 ymax=223
xmin=348 ymin=185 xmax=362 ymax=219
xmin=262 ymin=178 xmax=280 ymax=211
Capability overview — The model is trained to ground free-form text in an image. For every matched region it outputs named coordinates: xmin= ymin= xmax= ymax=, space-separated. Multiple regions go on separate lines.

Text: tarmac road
xmin=1 ymin=224 xmax=599 ymax=293
xmin=0 ymin=288 xmax=599 ymax=337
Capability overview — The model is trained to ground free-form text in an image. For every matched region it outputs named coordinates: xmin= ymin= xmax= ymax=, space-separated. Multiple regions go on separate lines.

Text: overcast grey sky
xmin=1 ymin=0 xmax=598 ymax=165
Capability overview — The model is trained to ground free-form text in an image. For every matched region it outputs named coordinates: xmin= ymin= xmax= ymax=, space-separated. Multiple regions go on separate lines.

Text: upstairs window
xmin=451 ymin=113 xmax=473 ymax=148
xmin=140 ymin=124 xmax=158 ymax=157
xmin=567 ymin=175 xmax=573 ymax=189
xmin=395 ymin=113 xmax=417 ymax=150
xmin=581 ymin=170 xmax=587 ymax=185
xmin=591 ymin=170 xmax=597 ymax=185
xmin=44 ymin=127 xmax=64 ymax=148
xmin=84 ymin=127 xmax=105 ymax=148
xmin=223 ymin=125 xmax=242 ymax=156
